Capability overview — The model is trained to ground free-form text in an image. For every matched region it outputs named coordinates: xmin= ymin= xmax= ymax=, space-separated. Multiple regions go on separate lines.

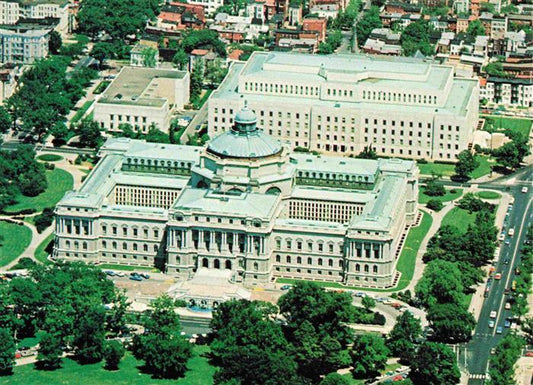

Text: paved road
xmin=179 ymin=99 xmax=208 ymax=143
xmin=462 ymin=168 xmax=532 ymax=384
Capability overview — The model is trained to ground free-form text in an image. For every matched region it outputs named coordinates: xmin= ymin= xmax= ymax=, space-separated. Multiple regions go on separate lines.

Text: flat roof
xmin=98 ymin=66 xmax=186 ymax=108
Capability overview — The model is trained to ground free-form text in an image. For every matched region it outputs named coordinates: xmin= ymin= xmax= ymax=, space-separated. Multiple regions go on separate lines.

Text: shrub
xmin=427 ymin=199 xmax=443 ymax=211
xmin=373 ymin=312 xmax=386 ymax=325
xmin=34 ymin=207 xmax=55 ymax=233
xmin=37 ymin=154 xmax=63 ymax=162
xmin=424 ymin=179 xmax=446 ymax=197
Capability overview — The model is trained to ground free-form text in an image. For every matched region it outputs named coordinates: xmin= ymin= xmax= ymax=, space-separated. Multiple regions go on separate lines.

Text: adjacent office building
xmin=54 ymin=106 xmax=419 ymax=289
xmin=0 ymin=23 xmax=50 ymax=63
xmin=208 ymin=51 xmax=479 ymax=161
xmin=93 ymin=66 xmax=190 ymax=133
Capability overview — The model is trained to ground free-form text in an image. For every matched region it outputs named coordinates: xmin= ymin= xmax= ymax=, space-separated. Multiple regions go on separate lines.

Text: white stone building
xmin=480 ymin=77 xmax=533 ymax=107
xmin=54 ymin=106 xmax=419 ymax=289
xmin=0 ymin=25 xmax=50 ymax=63
xmin=93 ymin=66 xmax=190 ymax=133
xmin=208 ymin=52 xmax=480 ymax=161
xmin=0 ymin=0 xmax=69 ymax=34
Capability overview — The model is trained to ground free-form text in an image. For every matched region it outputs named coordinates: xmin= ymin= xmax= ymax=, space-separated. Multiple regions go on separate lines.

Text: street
xmin=460 ymin=168 xmax=532 ymax=384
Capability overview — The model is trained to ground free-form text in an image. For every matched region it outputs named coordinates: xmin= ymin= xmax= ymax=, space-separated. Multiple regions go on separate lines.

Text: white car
xmin=522 ymin=187 xmax=528 ymax=193
xmin=490 ymin=310 xmax=497 ymax=318
xmin=505 ymin=302 xmax=511 ymax=310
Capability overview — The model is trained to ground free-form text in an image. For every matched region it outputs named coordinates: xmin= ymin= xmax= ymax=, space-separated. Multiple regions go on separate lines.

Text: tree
xmin=141 ymin=47 xmax=158 ymax=68
xmin=105 ymin=290 xmax=129 ymax=337
xmin=522 ymin=317 xmax=533 ymax=345
xmin=424 ymin=178 xmax=445 ymax=196
xmin=17 ymin=162 xmax=47 ymax=197
xmin=350 ymin=334 xmax=389 ymax=378
xmin=210 ymin=300 xmax=301 ymax=384
xmin=466 ymin=19 xmax=486 ymax=38
xmin=132 ymin=295 xmax=192 ymax=379
xmin=76 ymin=119 xmax=103 ymax=148
xmin=36 ymin=331 xmax=64 ymax=370
xmin=172 ymin=49 xmax=188 ymax=70
xmin=320 ymin=373 xmax=351 ymax=385
xmin=455 ymin=150 xmax=479 ymax=180
xmin=356 ymin=145 xmax=378 ymax=159
xmin=426 ymin=302 xmax=475 ymax=343
xmin=48 ymin=31 xmax=62 ymax=54
xmin=401 ymin=20 xmax=434 ymax=56
xmin=483 ymin=62 xmax=510 ymax=78
xmin=362 ymin=296 xmax=376 ymax=312
xmin=356 ymin=7 xmax=382 ymax=47
xmin=0 ymin=105 xmax=11 ymax=133
xmin=91 ymin=43 xmax=115 ymax=69
xmin=487 ymin=334 xmax=524 ymax=385
xmin=415 ymin=259 xmax=465 ymax=308
xmin=190 ymin=62 xmax=204 ymax=102
xmin=72 ymin=300 xmax=106 ymax=363
xmin=50 ymin=121 xmax=70 ymax=147
xmin=104 ymin=340 xmax=125 ymax=370
xmin=387 ymin=311 xmax=422 ymax=363
xmin=426 ymin=199 xmax=443 ymax=211
xmin=9 ymin=277 xmax=41 ymax=338
xmin=0 ymin=328 xmax=15 ymax=375
xmin=410 ymin=342 xmax=460 ymax=385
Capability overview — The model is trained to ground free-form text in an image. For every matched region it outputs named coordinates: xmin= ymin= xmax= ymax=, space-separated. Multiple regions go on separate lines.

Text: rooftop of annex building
xmin=98 ymin=66 xmax=187 ymax=108
xmin=211 ymin=53 xmax=477 ymax=117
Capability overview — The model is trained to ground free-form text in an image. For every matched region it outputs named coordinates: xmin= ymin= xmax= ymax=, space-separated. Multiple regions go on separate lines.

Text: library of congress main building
xmin=54 ymin=106 xmax=419 ymax=288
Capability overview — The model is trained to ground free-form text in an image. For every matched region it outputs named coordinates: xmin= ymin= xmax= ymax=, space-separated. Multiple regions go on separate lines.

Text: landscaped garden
xmin=1 ymin=347 xmax=214 ymax=385
xmin=482 ymin=115 xmax=532 ymax=137
xmin=0 ymin=221 xmax=32 ymax=266
xmin=36 ymin=154 xmax=63 ymax=162
xmin=417 ymin=155 xmax=493 ymax=180
xmin=476 ymin=190 xmax=501 ymax=200
xmin=419 ymin=188 xmax=462 ymax=204
xmin=3 ymin=169 xmax=73 ymax=214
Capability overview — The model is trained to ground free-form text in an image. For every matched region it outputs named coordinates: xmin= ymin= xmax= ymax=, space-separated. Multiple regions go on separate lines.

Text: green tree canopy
xmin=356 ymin=7 xmax=382 ymax=47
xmin=350 ymin=334 xmax=389 ymax=378
xmin=415 ymin=259 xmax=465 ymax=308
xmin=387 ymin=311 xmax=422 ymax=362
xmin=0 ymin=328 xmax=15 ymax=375
xmin=455 ymin=150 xmax=479 ymax=180
xmin=410 ymin=342 xmax=460 ymax=385
xmin=401 ymin=20 xmax=434 ymax=56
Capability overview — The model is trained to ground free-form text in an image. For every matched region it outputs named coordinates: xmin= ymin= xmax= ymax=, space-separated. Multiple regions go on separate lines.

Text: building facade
xmin=480 ymin=77 xmax=533 ymax=107
xmin=0 ymin=25 xmax=50 ymax=63
xmin=208 ymin=52 xmax=479 ymax=161
xmin=54 ymin=107 xmax=419 ymax=289
xmin=0 ymin=0 xmax=69 ymax=33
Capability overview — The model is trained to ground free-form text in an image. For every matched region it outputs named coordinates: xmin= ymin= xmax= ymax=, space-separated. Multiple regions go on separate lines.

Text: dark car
xmin=105 ymin=270 xmax=115 ymax=276
xmin=139 ymin=273 xmax=150 ymax=279
xmin=504 ymin=258 xmax=510 ymax=265
xmin=129 ymin=275 xmax=142 ymax=282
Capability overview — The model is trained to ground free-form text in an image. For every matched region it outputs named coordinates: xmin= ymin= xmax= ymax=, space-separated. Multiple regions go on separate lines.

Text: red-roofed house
xmin=303 ymin=18 xmax=327 ymax=42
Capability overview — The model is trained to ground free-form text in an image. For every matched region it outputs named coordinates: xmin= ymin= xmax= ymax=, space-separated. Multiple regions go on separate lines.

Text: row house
xmin=156 ymin=3 xmax=205 ymax=31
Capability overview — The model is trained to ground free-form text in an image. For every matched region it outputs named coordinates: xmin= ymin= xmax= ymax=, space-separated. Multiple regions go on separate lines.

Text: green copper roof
xmin=207 ymin=106 xmax=282 ymax=159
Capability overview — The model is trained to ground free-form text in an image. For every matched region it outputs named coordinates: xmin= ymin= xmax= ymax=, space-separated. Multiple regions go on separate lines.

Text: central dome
xmin=207 ymin=105 xmax=282 ymax=159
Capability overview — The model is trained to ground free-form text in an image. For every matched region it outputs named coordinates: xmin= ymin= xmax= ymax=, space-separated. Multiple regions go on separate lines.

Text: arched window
xmin=339 ymin=260 xmax=344 ymax=268
xmin=373 ymin=265 xmax=378 ymax=274
xmin=74 ymin=241 xmax=79 ymax=250
xmin=122 ymin=242 xmax=127 ymax=250
xmin=82 ymin=242 xmax=87 ymax=250
xmin=143 ymin=244 xmax=148 ymax=252
xmin=225 ymin=260 xmax=232 ymax=270
xmin=355 ymin=264 xmax=360 ymax=272
xmin=253 ymin=262 xmax=259 ymax=271
xmin=133 ymin=243 xmax=138 ymax=251
xmin=307 ymin=257 xmax=312 ymax=265
xmin=276 ymin=255 xmax=281 ymax=262
xmin=286 ymin=256 xmax=291 ymax=263
xmin=265 ymin=186 xmax=281 ymax=195
xmin=297 ymin=256 xmax=302 ymax=264
xmin=318 ymin=258 xmax=323 ymax=266
xmin=364 ymin=264 xmax=369 ymax=273
xmin=66 ymin=240 xmax=71 ymax=248
xmin=202 ymin=258 xmax=208 ymax=268
xmin=214 ymin=259 xmax=220 ymax=269
xmin=328 ymin=259 xmax=333 ymax=267
xmin=112 ymin=241 xmax=117 ymax=249
xmin=102 ymin=241 xmax=107 ymax=248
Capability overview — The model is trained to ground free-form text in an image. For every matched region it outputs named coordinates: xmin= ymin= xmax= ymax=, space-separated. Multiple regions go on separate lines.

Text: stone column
xmin=222 ymin=232 xmax=228 ymax=251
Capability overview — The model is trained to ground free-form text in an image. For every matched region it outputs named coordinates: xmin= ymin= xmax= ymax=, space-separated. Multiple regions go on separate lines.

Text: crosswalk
xmin=469 ymin=374 xmax=486 ymax=380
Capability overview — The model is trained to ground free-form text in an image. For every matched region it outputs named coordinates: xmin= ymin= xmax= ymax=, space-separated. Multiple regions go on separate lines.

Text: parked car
xmin=504 ymin=320 xmax=511 ymax=328
xmin=280 ymin=285 xmax=292 ymax=291
xmin=104 ymin=270 xmax=115 ymax=276
xmin=129 ymin=275 xmax=142 ymax=282
xmin=488 ymin=320 xmax=495 ymax=328
xmin=505 ymin=302 xmax=511 ymax=310
xmin=496 ymin=326 xmax=503 ymax=334
xmin=490 ymin=310 xmax=497 ymax=318
xmin=494 ymin=273 xmax=502 ymax=280
xmin=115 ymin=272 xmax=125 ymax=277
xmin=139 ymin=273 xmax=150 ymax=279
xmin=522 ymin=187 xmax=528 ymax=193
xmin=504 ymin=258 xmax=510 ymax=265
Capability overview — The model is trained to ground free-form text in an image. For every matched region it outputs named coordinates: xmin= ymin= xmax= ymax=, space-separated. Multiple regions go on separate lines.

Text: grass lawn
xmin=482 ymin=115 xmax=532 ymax=137
xmin=36 ymin=154 xmax=63 ymax=162
xmin=71 ymin=100 xmax=94 ymax=123
xmin=2 ymin=346 xmax=214 ymax=385
xmin=98 ymin=264 xmax=158 ymax=272
xmin=418 ymin=155 xmax=492 ymax=179
xmin=470 ymin=156 xmax=494 ymax=179
xmin=419 ymin=188 xmax=463 ymax=204
xmin=0 ymin=221 xmax=32 ymax=266
xmin=417 ymin=162 xmax=455 ymax=177
xmin=395 ymin=212 xmax=433 ymax=291
xmin=34 ymin=233 xmax=54 ymax=264
xmin=278 ymin=212 xmax=433 ymax=292
xmin=4 ymin=169 xmax=73 ymax=214
xmin=441 ymin=207 xmax=477 ymax=233
xmin=93 ymin=80 xmax=111 ymax=95
xmin=476 ymin=190 xmax=501 ymax=200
